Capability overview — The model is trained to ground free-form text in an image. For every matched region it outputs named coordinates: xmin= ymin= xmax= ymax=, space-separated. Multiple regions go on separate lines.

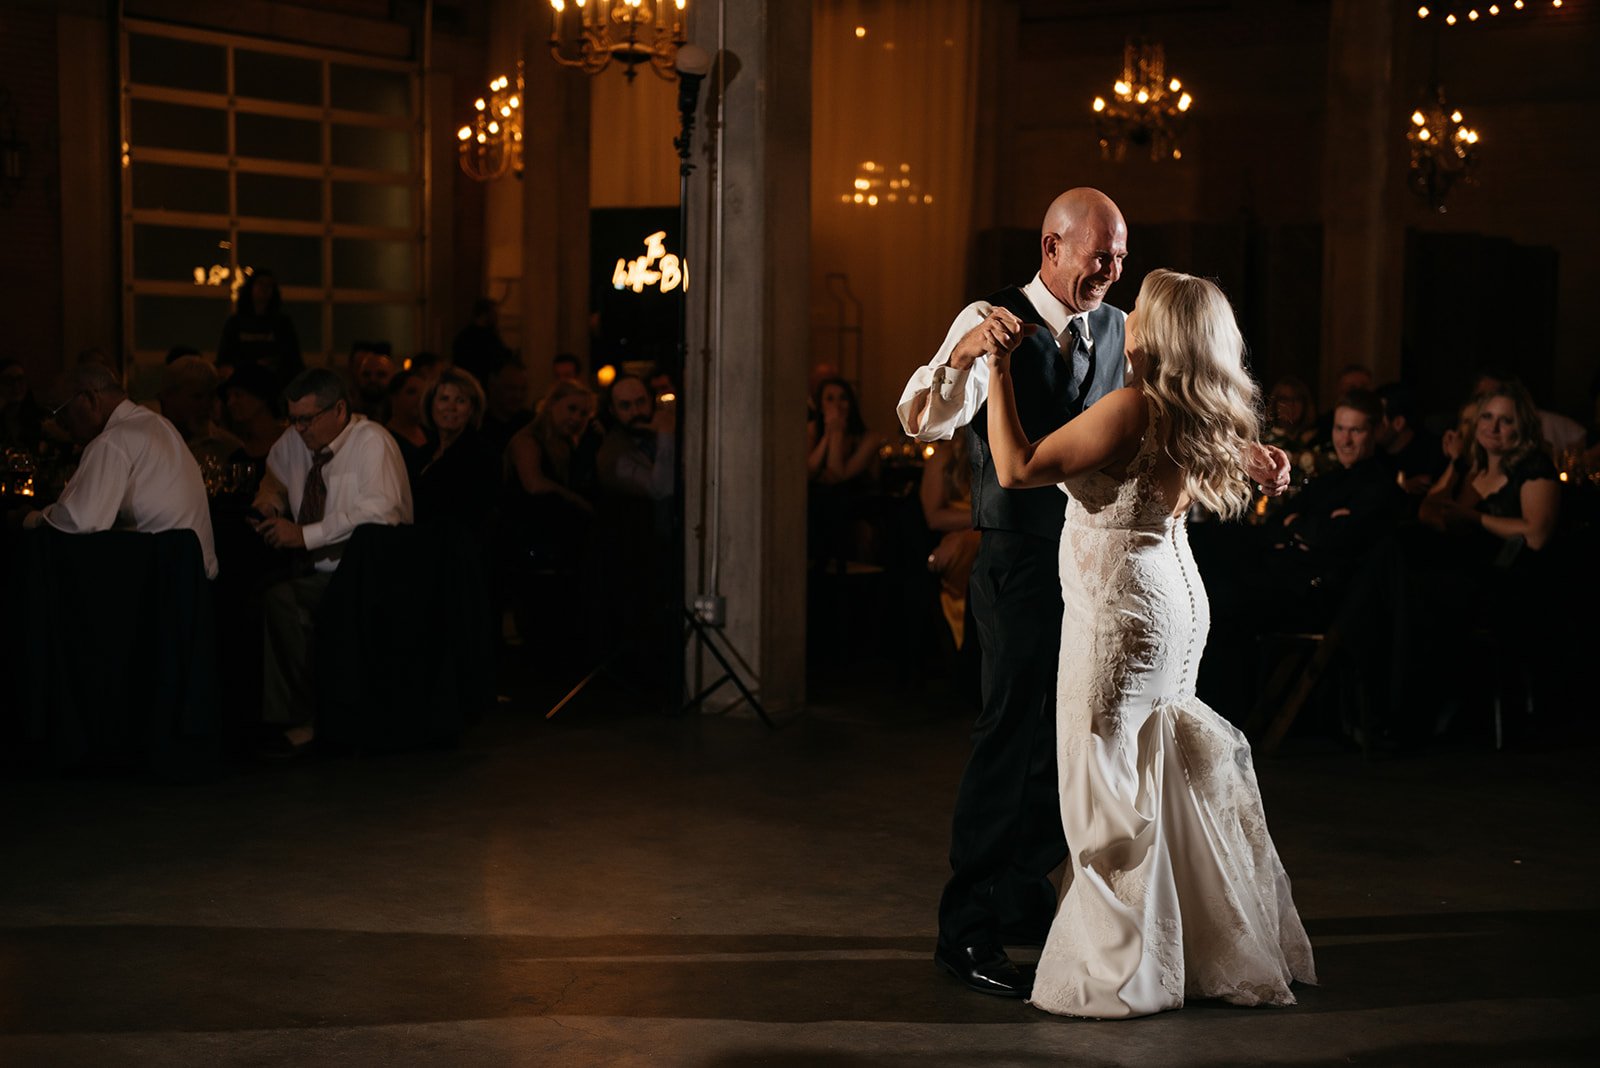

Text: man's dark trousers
xmin=937 ymin=528 xmax=1067 ymax=949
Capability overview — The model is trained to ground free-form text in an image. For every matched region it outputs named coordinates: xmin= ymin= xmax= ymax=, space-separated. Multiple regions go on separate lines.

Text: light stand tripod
xmin=670 ymin=44 xmax=771 ymax=728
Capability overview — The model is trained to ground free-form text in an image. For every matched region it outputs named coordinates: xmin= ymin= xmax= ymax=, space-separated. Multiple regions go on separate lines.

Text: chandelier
xmin=1091 ymin=38 xmax=1193 ymax=162
xmin=837 ymin=161 xmax=932 ymax=208
xmin=1416 ymin=0 xmax=1560 ymax=28
xmin=457 ymin=62 xmax=523 ymax=182
xmin=548 ymin=0 xmax=689 ymax=82
xmin=1406 ymin=85 xmax=1480 ymax=211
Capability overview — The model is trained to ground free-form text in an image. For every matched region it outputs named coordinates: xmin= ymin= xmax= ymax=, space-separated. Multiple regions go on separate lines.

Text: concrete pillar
xmin=1320 ymin=0 xmax=1405 ymax=393
xmin=682 ymin=0 xmax=810 ymax=716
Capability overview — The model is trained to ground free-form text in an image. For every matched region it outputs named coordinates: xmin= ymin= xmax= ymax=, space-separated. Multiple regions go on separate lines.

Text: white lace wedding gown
xmin=1028 ymin=420 xmax=1317 ymax=1019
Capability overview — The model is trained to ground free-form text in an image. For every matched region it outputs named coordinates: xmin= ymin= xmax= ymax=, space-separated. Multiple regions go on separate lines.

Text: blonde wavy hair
xmin=1134 ymin=269 xmax=1263 ymax=520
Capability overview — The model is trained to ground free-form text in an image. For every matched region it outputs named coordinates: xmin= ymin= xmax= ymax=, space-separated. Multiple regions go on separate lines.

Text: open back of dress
xmin=1029 ymin=410 xmax=1317 ymax=1019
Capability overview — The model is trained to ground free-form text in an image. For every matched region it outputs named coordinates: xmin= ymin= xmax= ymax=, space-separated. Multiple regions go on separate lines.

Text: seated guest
xmin=1395 ymin=381 xmax=1562 ymax=749
xmin=220 ymin=362 xmax=287 ymax=463
xmin=597 ymin=373 xmax=675 ymax=506
xmin=1420 ymin=380 xmax=1560 ymax=559
xmin=806 ymin=376 xmax=886 ymax=569
xmin=159 ymin=355 xmax=243 ymax=469
xmin=0 ymin=358 xmax=44 ymax=449
xmin=1262 ymin=375 xmax=1320 ymax=454
xmin=1472 ymin=369 xmax=1585 ymax=460
xmin=593 ymin=374 xmax=679 ymax=698
xmin=806 ymin=376 xmax=881 ymax=486
xmin=502 ymin=380 xmax=596 ymax=647
xmin=251 ymin=368 xmax=412 ymax=748
xmin=413 ymin=367 xmax=499 ymax=535
xmin=383 ymin=369 xmax=430 ymax=475
xmin=480 ymin=357 xmax=533 ymax=454
xmin=1312 ymin=363 xmax=1375 ymax=446
xmin=352 ymin=345 xmax=396 ymax=421
xmin=1376 ymin=382 xmax=1445 ymax=498
xmin=1263 ymin=389 xmax=1409 ymax=629
xmin=1203 ymin=390 xmax=1407 ymax=732
xmin=506 ymin=379 xmax=596 ymax=518
xmin=1267 ymin=390 xmax=1408 ymax=575
xmin=920 ymin=433 xmax=981 ymax=650
xmin=23 ymin=362 xmax=217 ymax=579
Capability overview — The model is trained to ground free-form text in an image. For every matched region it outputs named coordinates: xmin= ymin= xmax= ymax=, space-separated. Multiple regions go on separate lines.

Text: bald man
xmin=900 ymin=188 xmax=1288 ymax=998
xmin=898 ymin=188 xmax=1130 ymax=997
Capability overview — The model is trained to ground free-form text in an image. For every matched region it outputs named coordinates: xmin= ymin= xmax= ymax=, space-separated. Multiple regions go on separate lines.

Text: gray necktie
xmin=1066 ymin=317 xmax=1093 ymax=407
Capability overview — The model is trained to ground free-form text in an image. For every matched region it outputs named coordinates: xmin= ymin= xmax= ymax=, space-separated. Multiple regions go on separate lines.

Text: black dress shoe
xmin=934 ymin=943 xmax=1032 ymax=998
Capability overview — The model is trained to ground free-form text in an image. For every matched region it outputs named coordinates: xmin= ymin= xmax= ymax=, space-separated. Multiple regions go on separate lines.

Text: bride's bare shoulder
xmin=1093 ymin=386 xmax=1152 ymax=438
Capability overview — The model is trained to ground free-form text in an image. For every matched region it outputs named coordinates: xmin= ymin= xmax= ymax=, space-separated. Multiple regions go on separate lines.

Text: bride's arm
xmin=986 ymin=358 xmax=1146 ymax=489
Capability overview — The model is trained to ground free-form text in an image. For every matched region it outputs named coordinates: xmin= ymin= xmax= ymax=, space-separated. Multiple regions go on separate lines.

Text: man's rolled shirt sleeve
xmin=895 ymin=301 xmax=993 ymax=442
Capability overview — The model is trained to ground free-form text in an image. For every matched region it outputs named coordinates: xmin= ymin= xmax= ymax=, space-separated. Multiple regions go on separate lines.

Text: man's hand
xmin=21 ymin=509 xmax=44 ymax=530
xmin=950 ymin=308 xmax=1034 ymax=371
xmin=1244 ymin=443 xmax=1293 ymax=497
xmin=253 ymin=516 xmax=306 ymax=550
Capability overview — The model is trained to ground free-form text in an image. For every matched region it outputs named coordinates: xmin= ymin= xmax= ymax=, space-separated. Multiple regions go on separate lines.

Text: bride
xmin=985 ymin=268 xmax=1317 ymax=1018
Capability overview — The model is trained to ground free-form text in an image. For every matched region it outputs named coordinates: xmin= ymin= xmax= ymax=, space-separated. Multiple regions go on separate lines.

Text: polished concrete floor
xmin=2 ymin=665 xmax=1597 ymax=1067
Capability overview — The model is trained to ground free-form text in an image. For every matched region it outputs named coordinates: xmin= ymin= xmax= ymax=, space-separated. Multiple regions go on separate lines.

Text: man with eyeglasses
xmin=251 ymin=367 xmax=411 ymax=748
xmin=23 ymin=361 xmax=217 ymax=579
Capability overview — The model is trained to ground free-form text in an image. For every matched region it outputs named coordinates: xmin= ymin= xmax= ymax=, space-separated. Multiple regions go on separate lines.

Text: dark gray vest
xmin=967 ymin=287 xmax=1126 ymax=539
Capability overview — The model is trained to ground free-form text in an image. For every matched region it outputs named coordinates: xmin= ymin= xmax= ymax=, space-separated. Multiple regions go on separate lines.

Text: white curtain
xmin=811 ymin=0 xmax=983 ymax=431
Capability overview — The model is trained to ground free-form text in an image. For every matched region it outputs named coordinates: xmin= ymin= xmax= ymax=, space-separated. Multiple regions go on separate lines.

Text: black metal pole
xmin=669 ymin=57 xmax=707 ymax=715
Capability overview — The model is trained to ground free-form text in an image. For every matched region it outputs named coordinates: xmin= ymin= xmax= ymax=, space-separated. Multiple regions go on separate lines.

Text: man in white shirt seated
xmin=24 ymin=362 xmax=217 ymax=579
xmin=250 ymin=367 xmax=412 ymax=748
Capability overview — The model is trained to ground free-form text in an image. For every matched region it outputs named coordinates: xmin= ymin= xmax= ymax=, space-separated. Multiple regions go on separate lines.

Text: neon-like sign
xmin=612 ymin=231 xmax=686 ymax=294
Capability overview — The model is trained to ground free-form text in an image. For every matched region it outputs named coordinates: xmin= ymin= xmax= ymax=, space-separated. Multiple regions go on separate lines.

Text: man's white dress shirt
xmin=895 ymin=273 xmax=1128 ymax=442
xmin=42 ymin=399 xmax=218 ymax=578
xmin=263 ymin=414 xmax=412 ymax=572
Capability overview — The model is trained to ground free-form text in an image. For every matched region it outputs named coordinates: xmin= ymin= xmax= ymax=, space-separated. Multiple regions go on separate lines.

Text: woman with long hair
xmin=412 ymin=367 xmax=499 ymax=536
xmin=506 ymin=378 xmax=596 ymax=512
xmin=985 ymin=268 xmax=1315 ymax=1019
xmin=806 ymin=376 xmax=882 ymax=485
xmin=1420 ymin=380 xmax=1560 ymax=555
xmin=501 ymin=378 xmax=598 ymax=651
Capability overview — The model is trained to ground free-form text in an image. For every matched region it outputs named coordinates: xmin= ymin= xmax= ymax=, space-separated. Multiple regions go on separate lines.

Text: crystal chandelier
xmin=548 ymin=0 xmax=689 ymax=82
xmin=1091 ymin=38 xmax=1193 ymax=162
xmin=456 ymin=62 xmax=523 ymax=182
xmin=1406 ymin=85 xmax=1480 ymax=211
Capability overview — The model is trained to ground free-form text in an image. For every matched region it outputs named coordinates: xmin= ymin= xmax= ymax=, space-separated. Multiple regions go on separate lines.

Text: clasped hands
xmin=953 ymin=308 xmax=1038 ymax=373
xmin=956 ymin=309 xmax=1293 ymax=497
